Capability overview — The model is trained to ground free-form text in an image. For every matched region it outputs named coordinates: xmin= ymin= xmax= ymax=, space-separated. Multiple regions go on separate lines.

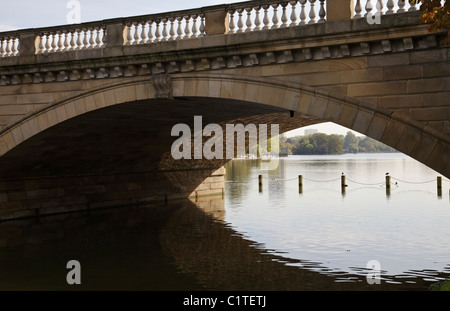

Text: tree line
xmin=280 ymin=131 xmax=397 ymax=155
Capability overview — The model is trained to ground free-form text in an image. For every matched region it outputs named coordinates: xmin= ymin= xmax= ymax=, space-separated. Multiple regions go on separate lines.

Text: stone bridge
xmin=0 ymin=0 xmax=448 ymax=220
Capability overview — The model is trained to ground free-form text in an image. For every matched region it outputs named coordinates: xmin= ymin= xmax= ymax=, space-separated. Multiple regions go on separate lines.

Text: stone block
xmin=410 ymin=133 xmax=438 ymax=164
xmin=205 ymin=10 xmax=229 ymax=35
xmin=410 ymin=49 xmax=447 ymax=64
xmin=366 ymin=114 xmax=390 ymax=141
xmin=426 ymin=141 xmax=449 ymax=174
xmin=382 ymin=64 xmax=423 ymax=81
xmin=379 ymin=94 xmax=423 ymax=109
xmin=423 ymin=62 xmax=450 ymax=78
xmin=410 ymin=107 xmax=450 ymax=122
xmin=323 ymin=101 xmax=343 ymax=123
xmin=308 ymin=96 xmax=329 ymax=119
xmin=422 ymin=92 xmax=450 ymax=107
xmin=338 ymin=104 xmax=358 ymax=129
xmin=380 ymin=119 xmax=405 ymax=148
xmin=10 ymin=127 xmax=25 ymax=146
xmin=352 ymin=109 xmax=374 ymax=135
xmin=367 ymin=53 xmax=410 ymax=68
xmin=347 ymin=81 xmax=407 ymax=97
xmin=340 ymin=68 xmax=382 ymax=84
xmin=395 ymin=125 xmax=421 ymax=155
xmin=407 ymin=77 xmax=450 ymax=94
xmin=330 ymin=57 xmax=367 ymax=71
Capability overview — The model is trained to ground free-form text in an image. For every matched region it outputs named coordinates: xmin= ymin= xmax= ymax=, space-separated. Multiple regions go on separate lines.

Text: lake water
xmin=224 ymin=153 xmax=450 ymax=289
xmin=0 ymin=153 xmax=449 ymax=291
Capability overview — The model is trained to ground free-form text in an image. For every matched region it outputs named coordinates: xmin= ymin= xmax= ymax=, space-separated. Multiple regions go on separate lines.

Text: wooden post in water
xmin=258 ymin=175 xmax=263 ymax=193
xmin=298 ymin=175 xmax=303 ymax=194
xmin=385 ymin=174 xmax=391 ymax=197
xmin=341 ymin=174 xmax=346 ymax=195
xmin=437 ymin=176 xmax=442 ymax=197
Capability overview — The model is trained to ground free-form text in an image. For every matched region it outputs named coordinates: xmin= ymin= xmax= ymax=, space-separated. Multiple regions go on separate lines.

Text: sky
xmin=0 ymin=0 xmax=364 ymax=137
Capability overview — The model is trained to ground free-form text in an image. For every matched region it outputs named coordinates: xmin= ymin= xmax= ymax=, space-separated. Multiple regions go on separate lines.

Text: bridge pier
xmin=0 ymin=167 xmax=225 ymax=222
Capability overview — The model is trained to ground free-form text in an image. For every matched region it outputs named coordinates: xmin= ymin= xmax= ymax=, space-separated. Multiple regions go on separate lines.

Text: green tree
xmin=343 ymin=131 xmax=359 ymax=153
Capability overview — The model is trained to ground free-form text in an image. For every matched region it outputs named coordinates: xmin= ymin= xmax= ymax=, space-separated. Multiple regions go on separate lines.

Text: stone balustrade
xmin=0 ymin=35 xmax=20 ymax=57
xmin=36 ymin=26 xmax=107 ymax=53
xmin=354 ymin=0 xmax=420 ymax=18
xmin=0 ymin=0 xmax=445 ymax=58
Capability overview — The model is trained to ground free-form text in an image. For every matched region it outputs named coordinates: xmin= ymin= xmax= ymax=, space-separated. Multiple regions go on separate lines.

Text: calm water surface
xmin=0 ymin=153 xmax=449 ymax=291
xmin=224 ymin=153 xmax=450 ymax=288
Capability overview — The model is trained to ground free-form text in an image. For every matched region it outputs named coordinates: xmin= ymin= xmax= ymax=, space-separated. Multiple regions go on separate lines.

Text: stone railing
xmin=0 ymin=0 xmax=444 ymax=58
xmin=36 ymin=26 xmax=107 ymax=53
xmin=0 ymin=35 xmax=20 ymax=57
xmin=353 ymin=0 xmax=444 ymax=18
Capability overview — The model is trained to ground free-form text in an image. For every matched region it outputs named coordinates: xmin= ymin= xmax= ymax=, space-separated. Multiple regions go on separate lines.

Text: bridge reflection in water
xmin=0 ymin=195 xmax=442 ymax=291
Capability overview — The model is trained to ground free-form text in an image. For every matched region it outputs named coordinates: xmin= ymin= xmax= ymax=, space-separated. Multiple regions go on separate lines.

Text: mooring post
xmin=341 ymin=174 xmax=346 ymax=195
xmin=298 ymin=175 xmax=303 ymax=194
xmin=386 ymin=174 xmax=391 ymax=197
xmin=258 ymin=175 xmax=263 ymax=193
xmin=437 ymin=176 xmax=442 ymax=197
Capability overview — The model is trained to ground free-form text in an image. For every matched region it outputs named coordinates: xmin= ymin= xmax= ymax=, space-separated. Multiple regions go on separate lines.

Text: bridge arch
xmin=0 ymin=73 xmax=448 ymax=179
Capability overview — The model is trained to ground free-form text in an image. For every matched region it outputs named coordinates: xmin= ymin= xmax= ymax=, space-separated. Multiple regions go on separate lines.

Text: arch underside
xmin=0 ymin=73 xmax=448 ymax=219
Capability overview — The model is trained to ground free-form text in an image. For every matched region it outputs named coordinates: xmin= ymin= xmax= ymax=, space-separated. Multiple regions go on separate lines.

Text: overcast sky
xmin=0 ymin=0 xmax=364 ymax=137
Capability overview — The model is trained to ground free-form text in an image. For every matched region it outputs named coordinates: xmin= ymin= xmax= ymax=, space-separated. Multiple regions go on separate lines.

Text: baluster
xmin=70 ymin=30 xmax=76 ymax=50
xmin=354 ymin=0 xmax=363 ymax=18
xmin=308 ymin=0 xmax=316 ymax=24
xmin=95 ymin=27 xmax=102 ymax=47
xmin=63 ymin=30 xmax=70 ymax=51
xmin=38 ymin=34 xmax=45 ymax=53
xmin=44 ymin=33 xmax=51 ymax=53
xmin=11 ymin=38 xmax=17 ymax=56
xmin=262 ymin=5 xmax=271 ymax=30
xmin=245 ymin=8 xmax=253 ymax=31
xmin=184 ymin=16 xmax=191 ymax=39
xmin=76 ymin=29 xmax=83 ymax=50
xmin=254 ymin=6 xmax=262 ymax=30
xmin=199 ymin=13 xmax=205 ymax=37
xmin=168 ymin=18 xmax=176 ymax=40
xmin=289 ymin=1 xmax=299 ymax=27
xmin=140 ymin=21 xmax=148 ymax=43
xmin=228 ymin=9 xmax=236 ymax=34
xmin=271 ymin=4 xmax=280 ymax=29
xmin=365 ymin=0 xmax=373 ymax=17
xmin=155 ymin=19 xmax=162 ymax=42
xmin=102 ymin=26 xmax=107 ymax=47
xmin=52 ymin=33 xmax=58 ymax=52
xmin=15 ymin=38 xmax=20 ymax=56
xmin=133 ymin=23 xmax=141 ymax=44
xmin=148 ymin=20 xmax=155 ymax=43
xmin=318 ymin=0 xmax=326 ymax=22
xmin=176 ymin=17 xmax=183 ymax=39
xmin=386 ymin=0 xmax=394 ymax=14
xmin=0 ymin=39 xmax=3 ymax=57
xmin=6 ymin=37 xmax=13 ymax=56
xmin=237 ymin=9 xmax=244 ymax=32
xmin=124 ymin=23 xmax=132 ymax=45
xmin=82 ymin=28 xmax=89 ymax=49
xmin=89 ymin=28 xmax=96 ymax=48
xmin=280 ymin=3 xmax=288 ymax=28
xmin=162 ymin=18 xmax=169 ymax=41
xmin=408 ymin=0 xmax=417 ymax=11
xmin=57 ymin=32 xmax=64 ymax=51
xmin=191 ymin=15 xmax=198 ymax=38
xmin=398 ymin=0 xmax=406 ymax=13
xmin=299 ymin=0 xmax=307 ymax=24
xmin=4 ymin=38 xmax=9 ymax=56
